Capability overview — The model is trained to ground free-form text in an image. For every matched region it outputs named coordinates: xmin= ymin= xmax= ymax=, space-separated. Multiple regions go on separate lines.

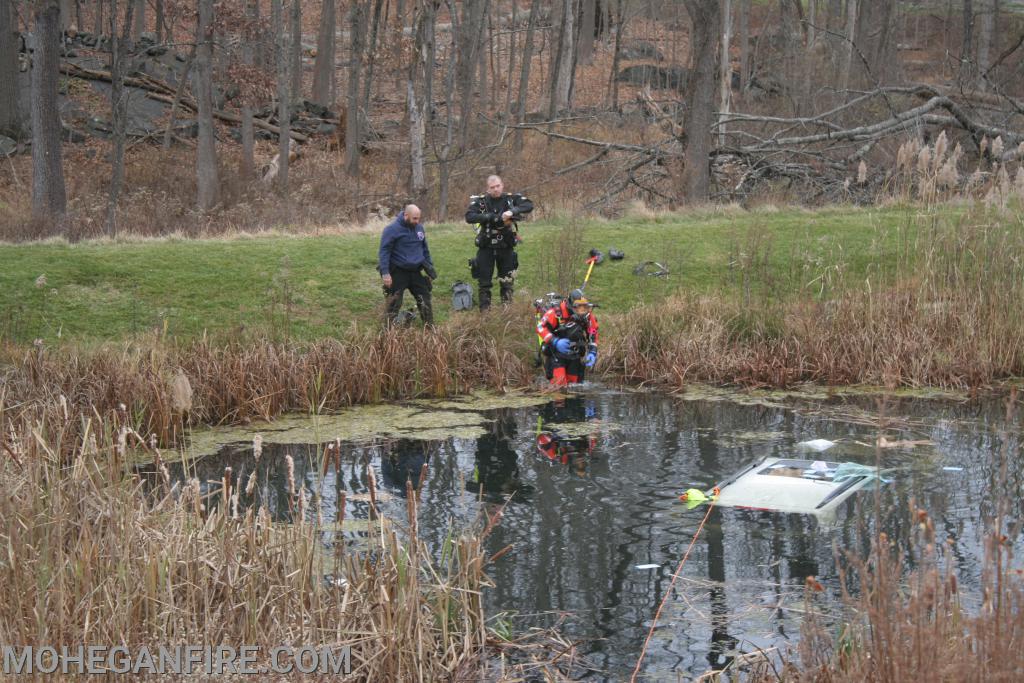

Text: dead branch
xmin=145 ymin=92 xmax=309 ymax=143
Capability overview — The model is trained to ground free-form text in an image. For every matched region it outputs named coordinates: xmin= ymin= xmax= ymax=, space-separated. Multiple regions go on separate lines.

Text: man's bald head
xmin=486 ymin=176 xmax=504 ymax=198
xmin=404 ymin=204 xmax=422 ymax=224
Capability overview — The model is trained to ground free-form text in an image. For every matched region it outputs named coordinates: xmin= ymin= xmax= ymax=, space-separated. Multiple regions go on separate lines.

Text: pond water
xmin=150 ymin=387 xmax=1023 ymax=680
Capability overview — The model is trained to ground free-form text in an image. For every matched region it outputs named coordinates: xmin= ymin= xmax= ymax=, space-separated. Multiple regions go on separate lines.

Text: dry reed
xmin=0 ymin=396 xmax=527 ymax=680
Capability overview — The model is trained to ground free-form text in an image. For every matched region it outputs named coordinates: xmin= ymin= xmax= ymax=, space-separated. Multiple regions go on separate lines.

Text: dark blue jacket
xmin=378 ymin=212 xmax=434 ymax=275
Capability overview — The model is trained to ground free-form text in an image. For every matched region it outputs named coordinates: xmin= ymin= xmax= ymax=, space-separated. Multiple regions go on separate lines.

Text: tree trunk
xmin=719 ymin=0 xmax=731 ymax=147
xmin=548 ymin=0 xmax=575 ymax=117
xmin=94 ymin=0 xmax=104 ymax=37
xmin=407 ymin=1 xmax=432 ymax=205
xmin=607 ymin=0 xmax=625 ymax=109
xmin=457 ymin=0 xmax=486 ymax=148
xmin=579 ymin=0 xmax=596 ymax=65
xmin=133 ymin=0 xmax=145 ymax=37
xmin=311 ymin=0 xmax=336 ymax=106
xmin=841 ymin=0 xmax=858 ymax=91
xmin=272 ymin=0 xmax=290 ymax=191
xmin=977 ymin=0 xmax=993 ymax=88
xmin=31 ymin=0 xmax=67 ymax=226
xmin=961 ymin=0 xmax=974 ymax=84
xmin=240 ymin=0 xmax=258 ymax=179
xmin=680 ymin=0 xmax=720 ymax=204
xmin=106 ymin=0 xmax=135 ymax=237
xmin=289 ymin=0 xmax=301 ymax=101
xmin=59 ymin=0 xmax=72 ymax=30
xmin=738 ymin=0 xmax=749 ymax=90
xmin=345 ymin=1 xmax=365 ymax=177
xmin=155 ymin=0 xmax=164 ymax=43
xmin=361 ymin=0 xmax=385 ymax=117
xmin=195 ymin=0 xmax=219 ymax=211
xmin=0 ymin=0 xmax=22 ymax=137
xmin=514 ymin=0 xmax=540 ymax=151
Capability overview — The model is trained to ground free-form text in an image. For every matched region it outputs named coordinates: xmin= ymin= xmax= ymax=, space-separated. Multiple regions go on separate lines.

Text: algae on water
xmin=180 ymin=402 xmax=496 ymax=460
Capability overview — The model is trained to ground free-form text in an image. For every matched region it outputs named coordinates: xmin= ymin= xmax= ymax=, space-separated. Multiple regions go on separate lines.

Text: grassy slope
xmin=0 ymin=206 xmax=925 ymax=344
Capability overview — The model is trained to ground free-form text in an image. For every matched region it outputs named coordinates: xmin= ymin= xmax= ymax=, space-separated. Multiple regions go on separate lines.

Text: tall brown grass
xmin=603 ymin=208 xmax=1024 ymax=390
xmin=0 ymin=394 xmax=558 ymax=680
xmin=1 ymin=319 xmax=535 ymax=453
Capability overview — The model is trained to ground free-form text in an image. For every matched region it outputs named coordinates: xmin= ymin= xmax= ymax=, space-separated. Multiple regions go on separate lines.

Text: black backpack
xmin=452 ymin=281 xmax=474 ymax=311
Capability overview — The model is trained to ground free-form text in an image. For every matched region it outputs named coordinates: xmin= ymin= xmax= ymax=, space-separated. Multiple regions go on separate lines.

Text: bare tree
xmin=578 ymin=0 xmax=597 ymax=65
xmin=94 ymin=0 xmax=104 ymax=37
xmin=680 ymin=0 xmax=720 ymax=203
xmin=407 ymin=0 xmax=435 ymax=205
xmin=0 ymin=0 xmax=22 ymax=137
xmin=156 ymin=0 xmax=164 ymax=43
xmin=106 ymin=0 xmax=135 ymax=236
xmin=514 ymin=0 xmax=540 ymax=151
xmin=345 ymin=1 xmax=366 ymax=177
xmin=30 ymin=0 xmax=67 ymax=225
xmin=961 ymin=0 xmax=975 ymax=84
xmin=289 ymin=0 xmax=301 ymax=101
xmin=841 ymin=0 xmax=858 ymax=91
xmin=240 ymin=0 xmax=258 ymax=179
xmin=133 ymin=0 xmax=145 ymax=37
xmin=738 ymin=0 xmax=749 ymax=91
xmin=360 ymin=0 xmax=385 ymax=116
xmin=311 ymin=0 xmax=336 ymax=107
xmin=272 ymin=0 xmax=291 ymax=191
xmin=195 ymin=0 xmax=219 ymax=211
xmin=548 ymin=0 xmax=575 ymax=116
xmin=457 ymin=0 xmax=486 ymax=147
xmin=977 ymin=0 xmax=995 ymax=89
xmin=719 ymin=0 xmax=731 ymax=147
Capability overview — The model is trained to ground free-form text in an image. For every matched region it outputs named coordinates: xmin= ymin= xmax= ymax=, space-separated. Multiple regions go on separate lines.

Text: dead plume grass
xmin=2 ymin=321 xmax=535 ymax=453
xmin=0 ymin=401 xmax=509 ymax=680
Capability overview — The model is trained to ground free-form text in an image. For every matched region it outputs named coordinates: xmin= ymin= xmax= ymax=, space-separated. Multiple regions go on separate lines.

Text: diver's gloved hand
xmin=553 ymin=338 xmax=573 ymax=355
xmin=584 ymin=351 xmax=597 ymax=368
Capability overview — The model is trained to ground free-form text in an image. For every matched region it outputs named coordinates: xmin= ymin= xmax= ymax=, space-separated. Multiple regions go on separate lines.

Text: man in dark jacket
xmin=465 ymin=175 xmax=533 ymax=310
xmin=378 ymin=204 xmax=436 ymax=326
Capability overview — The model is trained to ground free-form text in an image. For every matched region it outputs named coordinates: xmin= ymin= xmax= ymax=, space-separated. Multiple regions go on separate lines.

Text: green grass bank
xmin=3 ymin=205 xmax=932 ymax=345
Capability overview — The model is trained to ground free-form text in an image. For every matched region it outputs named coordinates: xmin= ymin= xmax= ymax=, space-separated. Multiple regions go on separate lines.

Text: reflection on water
xmin=149 ymin=388 xmax=1023 ymax=680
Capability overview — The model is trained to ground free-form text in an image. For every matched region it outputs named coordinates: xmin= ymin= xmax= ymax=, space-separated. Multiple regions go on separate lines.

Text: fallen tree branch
xmin=145 ymin=92 xmax=309 ymax=143
xmin=60 ymin=60 xmax=177 ymax=96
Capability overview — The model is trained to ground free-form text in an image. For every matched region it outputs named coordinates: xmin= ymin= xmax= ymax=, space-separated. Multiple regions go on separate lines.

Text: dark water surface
xmin=155 ymin=387 xmax=1023 ymax=680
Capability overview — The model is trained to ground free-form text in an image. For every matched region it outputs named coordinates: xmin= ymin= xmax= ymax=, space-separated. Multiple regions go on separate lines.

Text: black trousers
xmin=384 ymin=267 xmax=433 ymax=325
xmin=476 ymin=247 xmax=517 ymax=309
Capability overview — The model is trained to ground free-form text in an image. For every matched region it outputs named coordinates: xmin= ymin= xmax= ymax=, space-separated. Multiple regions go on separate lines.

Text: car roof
xmin=713 ymin=456 xmax=876 ymax=517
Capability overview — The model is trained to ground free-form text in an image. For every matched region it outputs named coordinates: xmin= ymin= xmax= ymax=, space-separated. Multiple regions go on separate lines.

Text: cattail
xmin=297 ymin=487 xmax=308 ymax=523
xmin=285 ymin=454 xmax=295 ymax=497
xmin=1015 ymin=167 xmax=1024 ymax=198
xmin=980 ymin=135 xmax=989 ymax=156
xmin=116 ymin=426 xmax=128 ymax=458
xmin=35 ymin=274 xmax=47 ymax=288
xmin=230 ymin=490 xmax=240 ymax=519
xmin=245 ymin=470 xmax=257 ymax=496
xmin=367 ymin=467 xmax=378 ymax=519
xmin=857 ymin=160 xmax=868 ymax=185
xmin=159 ymin=463 xmax=171 ymax=489
xmin=253 ymin=434 xmax=263 ymax=462
xmin=223 ymin=467 xmax=233 ymax=510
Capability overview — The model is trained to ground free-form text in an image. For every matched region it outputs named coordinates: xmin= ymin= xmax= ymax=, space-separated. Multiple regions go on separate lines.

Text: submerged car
xmin=710 ymin=456 xmax=880 ymax=520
